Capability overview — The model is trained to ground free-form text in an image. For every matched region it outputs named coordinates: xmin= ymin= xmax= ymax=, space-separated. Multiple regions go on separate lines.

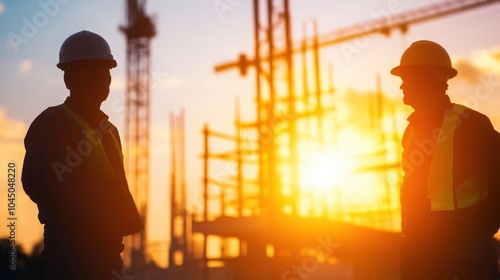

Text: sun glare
xmin=299 ymin=152 xmax=351 ymax=193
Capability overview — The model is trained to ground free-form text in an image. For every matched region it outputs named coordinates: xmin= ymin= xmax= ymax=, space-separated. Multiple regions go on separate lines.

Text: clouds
xmin=0 ymin=107 xmax=27 ymax=143
xmin=449 ymin=47 xmax=500 ymax=129
xmin=454 ymin=47 xmax=500 ymax=84
xmin=0 ymin=107 xmax=27 ymax=190
xmin=472 ymin=47 xmax=500 ymax=75
xmin=0 ymin=108 xmax=44 ymax=255
xmin=0 ymin=2 xmax=5 ymax=15
xmin=454 ymin=59 xmax=482 ymax=84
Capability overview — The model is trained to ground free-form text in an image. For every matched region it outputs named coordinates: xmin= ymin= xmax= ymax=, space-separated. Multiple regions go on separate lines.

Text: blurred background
xmin=1 ymin=0 xmax=500 ymax=279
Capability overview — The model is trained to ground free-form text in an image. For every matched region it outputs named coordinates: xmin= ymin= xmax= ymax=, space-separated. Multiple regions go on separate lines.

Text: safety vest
xmin=59 ymin=104 xmax=144 ymax=236
xmin=61 ymin=104 xmax=122 ymax=177
xmin=405 ymin=104 xmax=488 ymax=211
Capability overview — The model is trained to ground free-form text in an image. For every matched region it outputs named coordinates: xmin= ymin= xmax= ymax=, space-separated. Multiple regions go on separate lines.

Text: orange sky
xmin=2 ymin=0 xmax=500 ymax=268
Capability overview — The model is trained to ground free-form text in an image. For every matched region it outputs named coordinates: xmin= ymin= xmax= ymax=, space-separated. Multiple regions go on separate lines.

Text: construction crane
xmin=215 ymin=0 xmax=500 ymax=74
xmin=120 ymin=0 xmax=156 ymax=268
xmin=211 ymin=0 xmax=500 ymax=236
xmin=176 ymin=0 xmax=500 ymax=279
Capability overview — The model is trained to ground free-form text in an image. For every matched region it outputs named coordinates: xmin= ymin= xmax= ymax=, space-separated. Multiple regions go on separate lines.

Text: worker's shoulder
xmin=105 ymin=118 xmax=119 ymax=130
xmin=456 ymin=103 xmax=494 ymax=130
xmin=30 ymin=104 xmax=74 ymax=131
xmin=458 ymin=104 xmax=489 ymax=120
xmin=24 ymin=104 xmax=75 ymax=145
xmin=102 ymin=117 xmax=119 ymax=134
xmin=30 ymin=104 xmax=69 ymax=127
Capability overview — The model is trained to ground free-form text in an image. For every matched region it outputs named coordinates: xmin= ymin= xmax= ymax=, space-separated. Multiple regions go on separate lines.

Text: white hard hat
xmin=57 ymin=30 xmax=117 ymax=70
xmin=391 ymin=40 xmax=457 ymax=80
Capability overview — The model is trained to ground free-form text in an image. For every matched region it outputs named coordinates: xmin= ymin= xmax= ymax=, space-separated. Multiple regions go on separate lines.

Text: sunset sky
xmin=1 ymin=0 xmax=500 ymax=267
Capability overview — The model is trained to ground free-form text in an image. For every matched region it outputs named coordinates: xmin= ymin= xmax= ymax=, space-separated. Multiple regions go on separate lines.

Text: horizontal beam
xmin=214 ymin=0 xmax=500 ymax=74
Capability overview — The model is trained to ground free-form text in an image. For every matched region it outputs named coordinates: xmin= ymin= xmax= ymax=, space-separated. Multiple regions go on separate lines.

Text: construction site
xmin=115 ymin=0 xmax=500 ymax=279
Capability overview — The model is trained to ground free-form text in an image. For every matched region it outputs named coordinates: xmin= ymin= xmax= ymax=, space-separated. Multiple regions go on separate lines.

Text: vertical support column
xmin=179 ymin=110 xmax=188 ymax=266
xmin=266 ymin=0 xmax=277 ymax=216
xmin=236 ymin=98 xmax=243 ymax=217
xmin=253 ymin=0 xmax=265 ymax=218
xmin=202 ymin=124 xmax=209 ymax=280
xmin=283 ymin=0 xmax=299 ymax=215
xmin=168 ymin=113 xmax=176 ymax=268
xmin=313 ymin=20 xmax=324 ymax=149
xmin=301 ymin=24 xmax=309 ymax=109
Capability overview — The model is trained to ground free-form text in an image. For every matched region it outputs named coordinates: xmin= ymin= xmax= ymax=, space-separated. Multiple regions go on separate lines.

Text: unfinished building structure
xmin=164 ymin=1 xmax=500 ymax=280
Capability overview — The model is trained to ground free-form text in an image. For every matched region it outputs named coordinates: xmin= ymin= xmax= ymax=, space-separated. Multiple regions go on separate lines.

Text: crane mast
xmin=120 ymin=0 xmax=156 ymax=268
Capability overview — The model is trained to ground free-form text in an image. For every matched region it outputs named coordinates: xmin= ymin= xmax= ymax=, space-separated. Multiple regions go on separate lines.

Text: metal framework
xmin=168 ymin=110 xmax=190 ymax=277
xmin=120 ymin=0 xmax=156 ymax=268
xmin=150 ymin=0 xmax=500 ymax=279
xmin=175 ymin=0 xmax=500 ymax=279
xmin=215 ymin=0 xmax=500 ymax=71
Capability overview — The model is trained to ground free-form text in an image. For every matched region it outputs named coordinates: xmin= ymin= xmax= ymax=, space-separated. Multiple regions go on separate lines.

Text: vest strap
xmin=61 ymin=104 xmax=120 ymax=177
xmin=427 ymin=104 xmax=487 ymax=211
xmin=403 ymin=104 xmax=488 ymax=211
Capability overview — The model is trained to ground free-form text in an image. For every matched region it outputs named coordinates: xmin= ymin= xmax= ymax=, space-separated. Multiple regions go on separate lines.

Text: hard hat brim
xmin=390 ymin=65 xmax=457 ymax=79
xmin=57 ymin=58 xmax=117 ymax=70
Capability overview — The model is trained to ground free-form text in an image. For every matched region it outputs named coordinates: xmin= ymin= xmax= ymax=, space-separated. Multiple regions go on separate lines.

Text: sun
xmin=299 ymin=152 xmax=351 ymax=193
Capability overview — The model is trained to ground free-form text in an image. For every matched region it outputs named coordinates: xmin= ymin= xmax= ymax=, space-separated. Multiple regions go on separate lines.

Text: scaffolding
xmin=165 ymin=0 xmax=500 ymax=279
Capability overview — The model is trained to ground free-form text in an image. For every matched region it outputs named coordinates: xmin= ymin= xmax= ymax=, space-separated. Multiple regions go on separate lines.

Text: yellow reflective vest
xmin=404 ymin=104 xmax=488 ymax=211
xmin=62 ymin=103 xmax=122 ymax=176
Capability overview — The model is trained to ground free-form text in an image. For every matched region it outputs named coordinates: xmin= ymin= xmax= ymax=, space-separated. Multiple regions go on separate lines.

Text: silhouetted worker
xmin=392 ymin=40 xmax=500 ymax=280
xmin=21 ymin=30 xmax=143 ymax=280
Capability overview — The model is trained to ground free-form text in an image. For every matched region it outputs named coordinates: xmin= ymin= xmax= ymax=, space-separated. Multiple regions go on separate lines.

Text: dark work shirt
xmin=401 ymin=95 xmax=500 ymax=240
xmin=21 ymin=97 xmax=143 ymax=252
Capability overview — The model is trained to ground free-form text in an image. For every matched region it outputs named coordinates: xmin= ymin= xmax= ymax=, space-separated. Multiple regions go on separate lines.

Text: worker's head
xmin=57 ymin=31 xmax=117 ymax=104
xmin=391 ymin=40 xmax=457 ymax=110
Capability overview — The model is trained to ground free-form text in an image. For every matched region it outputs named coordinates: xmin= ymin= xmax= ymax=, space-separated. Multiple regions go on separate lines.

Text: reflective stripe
xmin=455 ymin=179 xmax=487 ymax=209
xmin=405 ymin=104 xmax=487 ymax=211
xmin=62 ymin=104 xmax=121 ymax=176
xmin=427 ymin=105 xmax=463 ymax=210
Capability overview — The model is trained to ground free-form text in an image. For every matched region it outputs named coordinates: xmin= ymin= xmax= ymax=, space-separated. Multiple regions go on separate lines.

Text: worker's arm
xmin=463 ymin=112 xmax=500 ymax=235
xmin=21 ymin=108 xmax=81 ymax=224
xmin=486 ymin=129 xmax=500 ymax=233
